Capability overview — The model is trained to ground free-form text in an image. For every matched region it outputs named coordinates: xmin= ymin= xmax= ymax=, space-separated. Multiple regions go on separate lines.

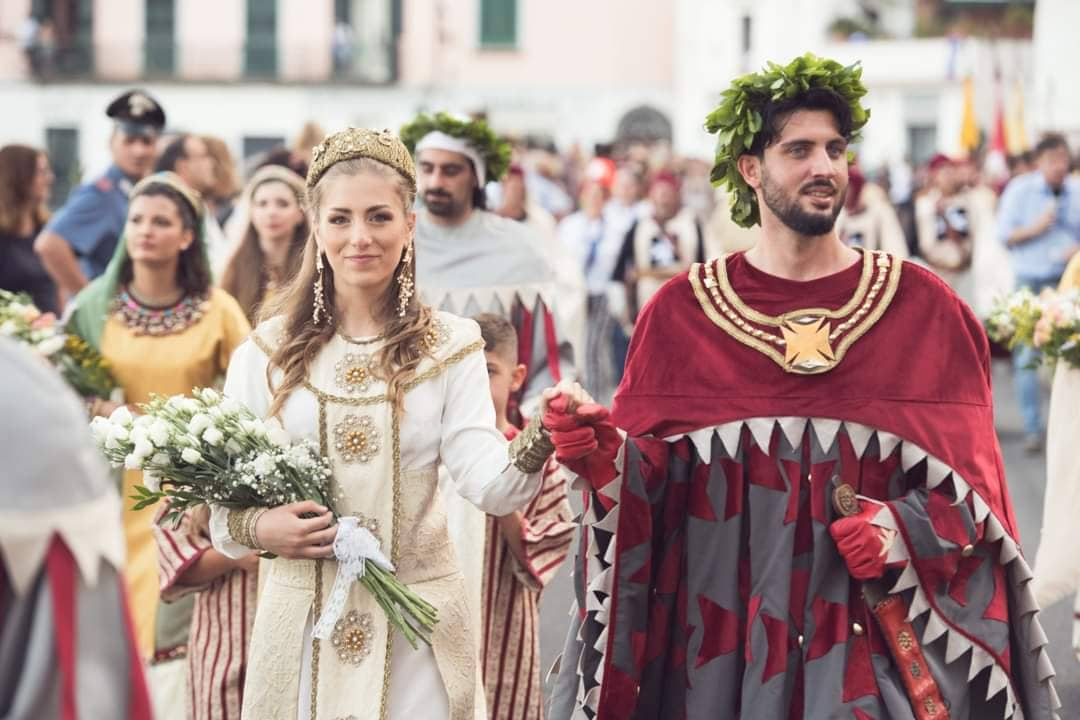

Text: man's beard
xmin=423 ymin=189 xmax=466 ymax=219
xmin=761 ymin=169 xmax=846 ymax=236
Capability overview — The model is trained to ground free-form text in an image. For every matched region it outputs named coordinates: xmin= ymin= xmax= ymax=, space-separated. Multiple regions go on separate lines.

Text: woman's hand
xmin=539 ymin=379 xmax=594 ymax=416
xmin=254 ymin=501 xmax=337 ymax=560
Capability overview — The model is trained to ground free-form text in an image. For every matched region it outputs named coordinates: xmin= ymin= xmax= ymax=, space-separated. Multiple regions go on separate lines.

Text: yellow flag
xmin=959 ymin=76 xmax=979 ymax=154
xmin=1006 ymin=79 xmax=1028 ymax=155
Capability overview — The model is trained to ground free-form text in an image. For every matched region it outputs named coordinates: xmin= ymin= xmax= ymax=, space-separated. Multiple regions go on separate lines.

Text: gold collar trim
xmin=248 ymin=331 xmax=484 ymax=405
xmin=689 ymin=250 xmax=903 ymax=374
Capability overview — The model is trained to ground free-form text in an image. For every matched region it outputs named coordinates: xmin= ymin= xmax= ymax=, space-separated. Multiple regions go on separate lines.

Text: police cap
xmin=106 ymin=90 xmax=166 ymax=138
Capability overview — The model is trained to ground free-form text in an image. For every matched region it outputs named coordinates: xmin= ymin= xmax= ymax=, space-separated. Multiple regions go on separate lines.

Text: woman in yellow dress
xmin=219 ymin=165 xmax=309 ymax=325
xmin=67 ymin=172 xmax=251 ymax=665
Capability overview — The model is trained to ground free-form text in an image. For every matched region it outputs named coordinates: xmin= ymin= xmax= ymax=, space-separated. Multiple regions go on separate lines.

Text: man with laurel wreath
xmin=400 ymin=113 xmax=575 ymax=420
xmin=545 ymin=54 xmax=1060 ymax=720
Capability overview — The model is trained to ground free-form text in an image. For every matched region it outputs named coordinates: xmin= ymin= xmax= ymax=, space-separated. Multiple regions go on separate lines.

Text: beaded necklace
xmin=112 ymin=286 xmax=209 ymax=336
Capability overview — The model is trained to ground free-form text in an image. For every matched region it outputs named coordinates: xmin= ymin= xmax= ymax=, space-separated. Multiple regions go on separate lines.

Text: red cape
xmin=612 ymin=253 xmax=1019 ymax=539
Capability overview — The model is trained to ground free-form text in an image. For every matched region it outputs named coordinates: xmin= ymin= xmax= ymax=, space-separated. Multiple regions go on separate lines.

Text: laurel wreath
xmin=704 ymin=53 xmax=870 ymax=228
xmin=399 ymin=112 xmax=512 ymax=183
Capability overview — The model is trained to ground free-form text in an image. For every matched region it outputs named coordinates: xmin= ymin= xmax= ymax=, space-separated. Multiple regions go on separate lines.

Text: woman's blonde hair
xmin=263 ymin=157 xmax=433 ymax=418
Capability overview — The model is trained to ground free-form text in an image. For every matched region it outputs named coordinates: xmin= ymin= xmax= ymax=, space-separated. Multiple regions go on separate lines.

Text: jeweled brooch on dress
xmin=420 ymin=319 xmax=450 ymax=353
xmin=333 ymin=414 xmax=380 ymax=463
xmin=331 ymin=610 xmax=374 ymax=666
xmin=334 ymin=353 xmax=375 ymax=394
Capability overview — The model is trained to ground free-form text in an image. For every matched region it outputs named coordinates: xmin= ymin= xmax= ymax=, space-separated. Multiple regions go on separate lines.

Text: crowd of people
xmin=0 ymin=50 xmax=1078 ymax=719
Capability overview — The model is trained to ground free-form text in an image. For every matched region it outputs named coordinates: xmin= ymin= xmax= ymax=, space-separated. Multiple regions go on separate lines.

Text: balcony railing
xmin=8 ymin=37 xmax=396 ymax=85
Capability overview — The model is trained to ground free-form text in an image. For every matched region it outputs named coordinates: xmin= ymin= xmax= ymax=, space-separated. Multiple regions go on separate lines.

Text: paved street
xmin=537 ymin=359 xmax=1080 ymax=713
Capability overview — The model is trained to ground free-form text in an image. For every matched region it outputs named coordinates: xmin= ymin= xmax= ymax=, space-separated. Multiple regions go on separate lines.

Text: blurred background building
xmin=0 ymin=0 xmax=1072 ymax=207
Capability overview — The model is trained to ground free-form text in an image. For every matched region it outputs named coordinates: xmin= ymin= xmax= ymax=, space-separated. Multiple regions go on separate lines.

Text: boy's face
xmin=485 ymin=350 xmax=526 ymax=422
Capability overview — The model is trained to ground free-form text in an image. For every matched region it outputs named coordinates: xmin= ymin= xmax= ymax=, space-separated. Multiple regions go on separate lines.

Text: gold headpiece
xmin=130 ymin=171 xmax=205 ymax=220
xmin=306 ymin=128 xmax=416 ymax=191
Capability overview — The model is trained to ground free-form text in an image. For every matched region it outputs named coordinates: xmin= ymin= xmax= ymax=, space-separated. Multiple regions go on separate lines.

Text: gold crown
xmin=307 ymin=128 xmax=416 ymax=190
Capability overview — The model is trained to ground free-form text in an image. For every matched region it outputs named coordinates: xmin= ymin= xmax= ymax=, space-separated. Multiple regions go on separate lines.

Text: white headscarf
xmin=415 ymin=131 xmax=487 ymax=187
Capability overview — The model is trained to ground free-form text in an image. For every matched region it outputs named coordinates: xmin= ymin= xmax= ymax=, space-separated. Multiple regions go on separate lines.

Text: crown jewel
xmin=307 ymin=128 xmax=416 ymax=190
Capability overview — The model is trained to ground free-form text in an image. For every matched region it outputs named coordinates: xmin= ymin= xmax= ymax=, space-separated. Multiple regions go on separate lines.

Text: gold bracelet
xmin=227 ymin=507 xmax=267 ymax=550
xmin=508 ymin=414 xmax=555 ymax=474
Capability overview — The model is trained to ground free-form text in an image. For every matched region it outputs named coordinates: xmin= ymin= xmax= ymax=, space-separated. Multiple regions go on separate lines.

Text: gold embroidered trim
xmin=302 ymin=339 xmax=485 ymax=406
xmin=508 ymin=415 xmax=555 ymax=473
xmin=713 ymin=245 xmax=876 ymax=326
xmin=248 ymin=332 xmax=484 ymax=405
xmin=689 ymin=252 xmax=902 ymax=374
xmin=336 ymin=328 xmax=386 ymax=345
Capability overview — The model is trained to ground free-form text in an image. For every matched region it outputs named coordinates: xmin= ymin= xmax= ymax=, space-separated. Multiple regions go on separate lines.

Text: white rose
xmin=198 ymin=388 xmax=221 ymax=404
xmin=0 ymin=320 xmax=17 ymax=336
xmin=149 ymin=452 xmax=170 ymax=467
xmin=219 ymin=397 xmax=241 ymax=414
xmin=181 ymin=448 xmax=203 ymax=464
xmin=143 ymin=470 xmax=162 ymax=493
xmin=104 ymin=434 xmax=121 ymax=451
xmin=90 ymin=417 xmax=110 ymax=443
xmin=132 ymin=440 xmax=154 ymax=460
xmin=124 ymin=453 xmax=143 ymax=470
xmin=149 ymin=420 xmax=171 ymax=447
xmin=203 ymin=426 xmax=224 ymax=446
xmin=109 ymin=405 xmax=134 ymax=426
xmin=130 ymin=426 xmax=149 ymax=447
xmin=225 ymin=438 xmax=244 ymax=456
xmin=189 ymin=414 xmax=212 ymax=435
xmin=166 ymin=395 xmax=185 ymax=410
xmin=107 ymin=425 xmax=129 ymax=448
xmin=35 ymin=335 xmax=65 ymax=357
xmin=179 ymin=398 xmax=200 ymax=414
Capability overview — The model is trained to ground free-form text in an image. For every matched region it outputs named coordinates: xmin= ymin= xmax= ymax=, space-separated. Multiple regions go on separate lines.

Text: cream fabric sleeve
xmin=439 ymin=345 xmax=543 ymax=515
xmin=209 ymin=339 xmax=273 ymax=558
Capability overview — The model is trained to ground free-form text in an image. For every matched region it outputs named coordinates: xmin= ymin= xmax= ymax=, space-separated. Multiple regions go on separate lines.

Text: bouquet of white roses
xmin=90 ymin=387 xmax=438 ymax=647
xmin=986 ymin=287 xmax=1080 ymax=369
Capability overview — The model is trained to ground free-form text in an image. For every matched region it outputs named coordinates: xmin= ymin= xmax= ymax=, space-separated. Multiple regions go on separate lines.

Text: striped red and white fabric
xmin=481 ymin=429 xmax=575 ymax=720
xmin=154 ymin=507 xmax=258 ymax=720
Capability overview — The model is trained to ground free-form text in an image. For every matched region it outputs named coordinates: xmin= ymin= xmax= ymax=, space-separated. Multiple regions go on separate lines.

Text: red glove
xmin=542 ymin=395 xmax=621 ymax=488
xmin=829 ymin=501 xmax=893 ymax=581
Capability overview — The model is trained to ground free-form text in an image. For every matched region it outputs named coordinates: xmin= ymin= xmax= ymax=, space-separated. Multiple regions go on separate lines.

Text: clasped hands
xmin=539 ymin=380 xmax=620 ymax=483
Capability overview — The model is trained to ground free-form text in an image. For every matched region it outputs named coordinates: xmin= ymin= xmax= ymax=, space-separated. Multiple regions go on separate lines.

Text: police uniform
xmin=44 ymin=90 xmax=165 ymax=281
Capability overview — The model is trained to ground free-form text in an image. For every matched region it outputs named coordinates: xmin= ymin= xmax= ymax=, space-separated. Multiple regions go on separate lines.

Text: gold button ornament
xmin=331 ymin=610 xmax=374 ymax=666
xmin=334 ymin=352 xmax=376 ymax=394
xmin=333 ymin=414 xmax=381 ymax=464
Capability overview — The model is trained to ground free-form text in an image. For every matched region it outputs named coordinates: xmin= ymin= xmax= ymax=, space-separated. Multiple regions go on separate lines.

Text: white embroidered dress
xmin=210 ymin=312 xmax=542 ymax=720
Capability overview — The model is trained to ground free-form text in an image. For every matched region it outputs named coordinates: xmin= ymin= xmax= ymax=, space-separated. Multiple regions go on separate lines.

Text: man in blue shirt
xmin=34 ymin=90 xmax=165 ymax=302
xmin=997 ymin=133 xmax=1080 ymax=452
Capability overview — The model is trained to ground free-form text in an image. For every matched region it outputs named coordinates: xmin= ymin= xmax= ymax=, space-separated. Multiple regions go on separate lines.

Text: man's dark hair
xmin=1034 ymin=133 xmax=1069 ymax=158
xmin=154 ymin=134 xmax=190 ymax=173
xmin=748 ymin=87 xmax=854 ymax=157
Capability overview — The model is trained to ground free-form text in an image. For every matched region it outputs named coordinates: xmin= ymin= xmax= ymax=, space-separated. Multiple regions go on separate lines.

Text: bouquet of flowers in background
xmin=0 ymin=289 xmax=118 ymax=399
xmin=90 ymin=387 xmax=438 ymax=647
xmin=986 ymin=287 xmax=1080 ymax=369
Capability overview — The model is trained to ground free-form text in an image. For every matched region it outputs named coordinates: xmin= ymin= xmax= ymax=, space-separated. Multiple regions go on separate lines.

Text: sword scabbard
xmin=872 ymin=593 xmax=951 ymax=720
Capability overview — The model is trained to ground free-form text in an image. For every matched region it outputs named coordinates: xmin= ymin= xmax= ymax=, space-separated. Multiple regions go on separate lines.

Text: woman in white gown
xmin=208 ymin=128 xmax=585 ymax=719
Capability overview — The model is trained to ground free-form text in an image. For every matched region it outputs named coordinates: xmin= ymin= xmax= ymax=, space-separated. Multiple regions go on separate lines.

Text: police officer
xmin=35 ymin=89 xmax=165 ymax=301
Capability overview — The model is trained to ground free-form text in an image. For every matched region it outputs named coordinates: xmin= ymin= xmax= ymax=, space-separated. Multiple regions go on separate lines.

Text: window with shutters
xmin=479 ymin=0 xmax=516 ymax=49
xmin=245 ymin=0 xmax=278 ymax=78
xmin=145 ymin=0 xmax=175 ymax=75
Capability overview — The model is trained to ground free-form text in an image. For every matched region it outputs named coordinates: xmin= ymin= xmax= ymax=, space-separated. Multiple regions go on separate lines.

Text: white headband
xmin=415 ymin=131 xmax=486 ymax=187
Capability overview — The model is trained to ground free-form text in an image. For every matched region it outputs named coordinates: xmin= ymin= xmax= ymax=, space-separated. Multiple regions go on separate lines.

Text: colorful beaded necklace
xmin=112 ymin=286 xmax=209 ymax=336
